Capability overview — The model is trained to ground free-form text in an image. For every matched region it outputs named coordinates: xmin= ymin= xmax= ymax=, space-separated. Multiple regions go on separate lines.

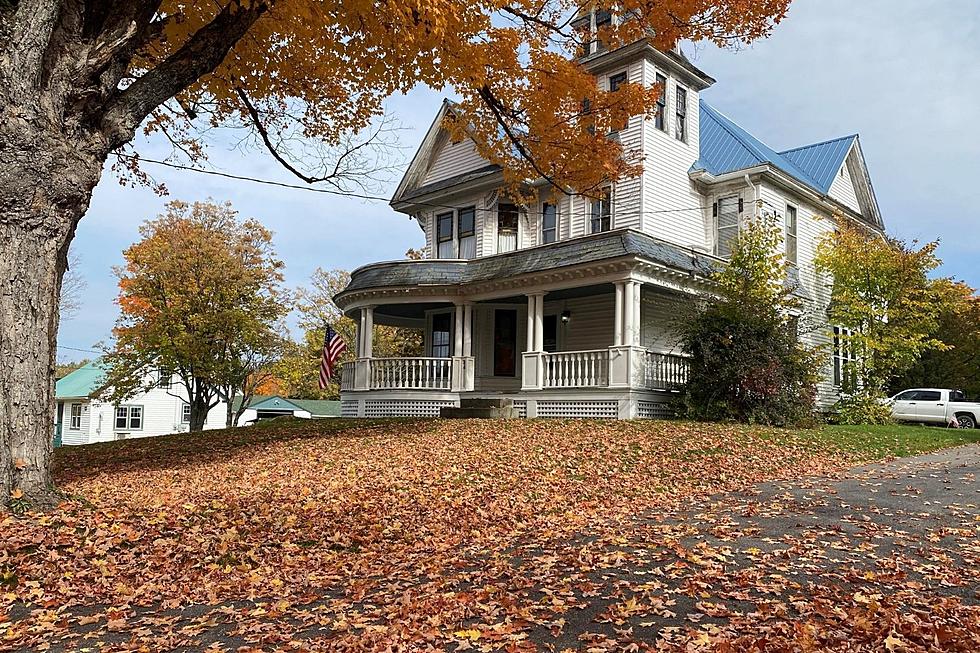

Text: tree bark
xmin=0 ymin=128 xmax=105 ymax=505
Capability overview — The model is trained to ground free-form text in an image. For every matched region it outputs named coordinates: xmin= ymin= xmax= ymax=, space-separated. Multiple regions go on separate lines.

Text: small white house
xmin=55 ymin=360 xmax=228 ymax=446
xmin=235 ymin=396 xmax=341 ymax=424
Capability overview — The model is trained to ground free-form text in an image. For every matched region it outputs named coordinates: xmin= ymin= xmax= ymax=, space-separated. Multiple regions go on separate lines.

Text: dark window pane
xmin=543 ymin=314 xmax=558 ymax=353
xmin=609 ymin=71 xmax=627 ymax=92
xmin=493 ymin=310 xmax=518 ymax=376
xmin=542 ymin=203 xmax=557 ymax=244
xmin=431 ymin=313 xmax=452 ymax=358
xmin=918 ymin=391 xmax=942 ymax=401
xmin=590 ymin=189 xmax=612 ymax=233
xmin=458 ymin=207 xmax=475 ymax=236
xmin=675 ymin=85 xmax=687 ymax=141
xmin=655 ymin=73 xmax=667 ymax=131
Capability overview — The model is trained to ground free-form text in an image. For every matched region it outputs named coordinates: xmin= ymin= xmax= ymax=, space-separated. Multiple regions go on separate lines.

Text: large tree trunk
xmin=0 ymin=122 xmax=105 ymax=506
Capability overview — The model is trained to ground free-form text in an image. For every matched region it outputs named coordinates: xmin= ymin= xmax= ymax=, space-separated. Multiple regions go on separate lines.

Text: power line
xmin=123 ymin=154 xmax=718 ymax=219
xmin=58 ymin=345 xmax=100 ymax=355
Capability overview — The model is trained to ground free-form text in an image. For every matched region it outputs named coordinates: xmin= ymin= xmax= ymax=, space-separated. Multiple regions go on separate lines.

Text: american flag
xmin=318 ymin=324 xmax=347 ymax=390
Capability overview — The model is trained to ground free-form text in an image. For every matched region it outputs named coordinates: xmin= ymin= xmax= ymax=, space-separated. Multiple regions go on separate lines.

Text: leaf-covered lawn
xmin=2 ymin=419 xmax=978 ymax=651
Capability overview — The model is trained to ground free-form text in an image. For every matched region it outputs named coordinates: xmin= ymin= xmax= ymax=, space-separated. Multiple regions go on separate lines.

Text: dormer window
xmin=675 ymin=85 xmax=688 ymax=142
xmin=655 ymin=74 xmax=667 ymax=131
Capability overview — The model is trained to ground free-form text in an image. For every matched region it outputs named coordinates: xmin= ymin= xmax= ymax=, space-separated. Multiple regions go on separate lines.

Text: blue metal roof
xmin=694 ymin=100 xmax=855 ymax=196
xmin=780 ymin=135 xmax=857 ymax=194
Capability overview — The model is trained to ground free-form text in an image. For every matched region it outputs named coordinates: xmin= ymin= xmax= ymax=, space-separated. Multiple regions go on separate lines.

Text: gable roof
xmin=55 ymin=360 xmax=108 ymax=399
xmin=780 ymin=135 xmax=858 ymax=194
xmin=695 ymin=100 xmax=823 ymax=191
xmin=232 ymin=395 xmax=341 ymax=417
xmin=694 ymin=100 xmax=881 ymax=227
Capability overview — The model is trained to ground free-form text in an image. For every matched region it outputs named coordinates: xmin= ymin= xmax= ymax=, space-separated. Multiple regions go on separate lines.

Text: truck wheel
xmin=955 ymin=413 xmax=977 ymax=429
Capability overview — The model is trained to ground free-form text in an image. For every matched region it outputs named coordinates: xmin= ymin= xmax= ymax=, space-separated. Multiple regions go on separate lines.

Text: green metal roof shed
xmin=55 ymin=360 xmax=108 ymax=399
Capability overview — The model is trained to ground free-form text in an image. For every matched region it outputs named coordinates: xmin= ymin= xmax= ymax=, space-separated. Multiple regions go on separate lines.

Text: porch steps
xmin=440 ymin=398 xmax=519 ymax=419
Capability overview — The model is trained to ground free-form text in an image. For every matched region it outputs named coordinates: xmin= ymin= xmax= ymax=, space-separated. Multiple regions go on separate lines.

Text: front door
xmin=493 ymin=309 xmax=518 ymax=376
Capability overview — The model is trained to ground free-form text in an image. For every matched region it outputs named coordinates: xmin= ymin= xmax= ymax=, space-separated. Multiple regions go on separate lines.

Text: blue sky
xmin=59 ymin=0 xmax=980 ymax=361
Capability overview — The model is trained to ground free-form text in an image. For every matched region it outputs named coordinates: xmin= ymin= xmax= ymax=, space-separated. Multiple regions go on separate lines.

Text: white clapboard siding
xmin=641 ymin=59 xmax=708 ymax=250
xmin=759 ymin=182 xmax=838 ymax=405
xmin=640 ymin=289 xmax=689 ymax=353
xmin=828 ymin=156 xmax=860 ymax=213
xmin=421 ymin=136 xmax=488 ymax=186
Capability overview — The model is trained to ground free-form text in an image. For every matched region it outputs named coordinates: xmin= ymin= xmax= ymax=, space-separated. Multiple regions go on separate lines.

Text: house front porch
xmin=335 ymin=229 xmax=717 ymax=419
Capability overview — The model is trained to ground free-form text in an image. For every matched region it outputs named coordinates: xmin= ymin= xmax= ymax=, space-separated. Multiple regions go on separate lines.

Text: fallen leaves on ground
xmin=0 ymin=419 xmax=977 ymax=651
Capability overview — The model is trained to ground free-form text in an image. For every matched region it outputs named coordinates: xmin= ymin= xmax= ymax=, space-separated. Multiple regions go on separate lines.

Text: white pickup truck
xmin=887 ymin=388 xmax=980 ymax=429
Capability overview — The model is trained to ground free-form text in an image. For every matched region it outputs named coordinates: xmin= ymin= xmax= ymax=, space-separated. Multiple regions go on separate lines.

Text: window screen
xmin=715 ymin=196 xmax=739 ymax=258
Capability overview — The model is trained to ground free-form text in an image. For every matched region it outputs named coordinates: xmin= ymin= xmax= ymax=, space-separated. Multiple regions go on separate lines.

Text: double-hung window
xmin=115 ymin=405 xmax=143 ymax=431
xmin=497 ymin=203 xmax=519 ymax=253
xmin=181 ymin=403 xmax=191 ymax=423
xmin=157 ymin=368 xmax=172 ymax=388
xmin=457 ymin=207 xmax=476 ymax=258
xmin=785 ymin=205 xmax=798 ymax=264
xmin=675 ymin=85 xmax=688 ymax=142
xmin=832 ymin=326 xmax=858 ymax=388
xmin=541 ymin=202 xmax=558 ymax=244
xmin=431 ymin=313 xmax=452 ymax=358
xmin=436 ymin=212 xmax=454 ymax=258
xmin=655 ymin=73 xmax=667 ymax=131
xmin=69 ymin=404 xmax=82 ymax=430
xmin=590 ymin=188 xmax=612 ymax=233
xmin=714 ymin=195 xmax=740 ymax=258
xmin=608 ymin=71 xmax=629 ymax=132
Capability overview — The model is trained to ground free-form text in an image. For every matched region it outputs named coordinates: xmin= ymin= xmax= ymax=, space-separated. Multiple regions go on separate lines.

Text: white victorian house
xmin=335 ymin=35 xmax=883 ymax=420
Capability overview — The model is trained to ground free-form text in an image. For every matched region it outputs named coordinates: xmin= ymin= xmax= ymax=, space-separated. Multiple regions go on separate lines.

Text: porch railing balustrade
xmin=339 ymin=361 xmax=355 ymax=391
xmin=542 ymin=349 xmax=610 ymax=388
xmin=369 ymin=357 xmax=453 ymax=390
xmin=642 ymin=351 xmax=689 ymax=390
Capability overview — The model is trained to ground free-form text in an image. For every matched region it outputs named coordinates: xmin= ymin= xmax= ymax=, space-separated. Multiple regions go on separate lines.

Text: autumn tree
xmin=815 ymin=221 xmax=961 ymax=422
xmin=276 ymin=268 xmax=423 ymax=400
xmin=890 ymin=283 xmax=980 ymax=398
xmin=0 ymin=1 xmax=790 ymax=503
xmin=679 ymin=215 xmax=819 ymax=426
xmin=102 ymin=200 xmax=287 ymax=432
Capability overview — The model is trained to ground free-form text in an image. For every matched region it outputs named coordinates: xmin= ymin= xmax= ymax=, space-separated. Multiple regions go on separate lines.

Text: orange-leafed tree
xmin=101 ymin=200 xmax=288 ymax=432
xmin=0 ymin=1 xmax=790 ymax=505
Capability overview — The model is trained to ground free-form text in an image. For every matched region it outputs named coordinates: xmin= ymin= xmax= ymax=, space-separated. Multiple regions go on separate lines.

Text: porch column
xmin=462 ymin=304 xmax=473 ymax=358
xmin=522 ymin=292 xmax=546 ymax=391
xmin=454 ymin=303 xmax=464 ymax=356
xmin=613 ymin=281 xmax=625 ymax=346
xmin=630 ymin=280 xmax=642 ymax=346
xmin=362 ymin=305 xmax=374 ymax=358
xmin=623 ymin=281 xmax=635 ymax=347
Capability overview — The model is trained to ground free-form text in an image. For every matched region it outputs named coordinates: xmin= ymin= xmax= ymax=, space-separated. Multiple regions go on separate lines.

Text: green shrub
xmin=677 ymin=215 xmax=820 ymax=427
xmin=830 ymin=390 xmax=894 ymax=425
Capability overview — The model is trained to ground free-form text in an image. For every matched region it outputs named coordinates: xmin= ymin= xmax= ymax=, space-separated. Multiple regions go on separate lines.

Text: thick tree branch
xmin=100 ymin=0 xmax=271 ymax=150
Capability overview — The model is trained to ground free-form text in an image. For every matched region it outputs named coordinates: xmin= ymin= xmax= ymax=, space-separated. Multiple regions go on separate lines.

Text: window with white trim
xmin=69 ymin=403 xmax=82 ymax=430
xmin=542 ymin=202 xmax=558 ymax=244
xmin=181 ymin=403 xmax=191 ymax=423
xmin=785 ymin=204 xmax=798 ymax=264
xmin=675 ymin=85 xmax=688 ymax=142
xmin=436 ymin=212 xmax=454 ymax=258
xmin=457 ymin=207 xmax=476 ymax=259
xmin=431 ymin=312 xmax=453 ymax=358
xmin=115 ymin=405 xmax=143 ymax=431
xmin=655 ymin=73 xmax=667 ymax=131
xmin=497 ymin=203 xmax=519 ymax=253
xmin=714 ymin=195 xmax=740 ymax=258
xmin=590 ymin=187 xmax=612 ymax=233
xmin=157 ymin=368 xmax=172 ymax=388
xmin=832 ymin=326 xmax=858 ymax=388
xmin=608 ymin=71 xmax=629 ymax=132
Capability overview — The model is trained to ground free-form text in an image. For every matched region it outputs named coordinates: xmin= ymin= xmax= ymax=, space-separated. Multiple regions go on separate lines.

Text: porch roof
xmin=338 ymin=229 xmax=720 ymax=302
